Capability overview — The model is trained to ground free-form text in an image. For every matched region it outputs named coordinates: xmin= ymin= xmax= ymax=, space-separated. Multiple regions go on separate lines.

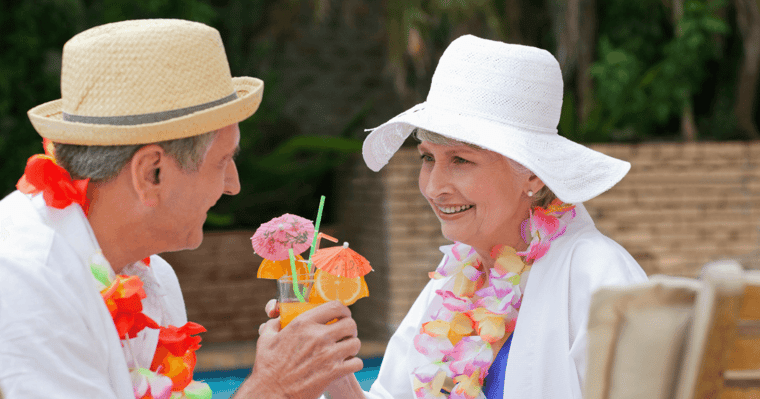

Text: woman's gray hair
xmin=413 ymin=128 xmax=557 ymax=208
xmin=54 ymin=130 xmax=218 ymax=182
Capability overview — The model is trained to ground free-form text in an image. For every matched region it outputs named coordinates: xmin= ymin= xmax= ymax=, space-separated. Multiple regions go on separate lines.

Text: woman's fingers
xmin=264 ymin=299 xmax=279 ymax=318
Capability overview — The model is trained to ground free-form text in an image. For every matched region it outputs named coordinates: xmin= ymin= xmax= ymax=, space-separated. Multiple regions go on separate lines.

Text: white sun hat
xmin=27 ymin=19 xmax=264 ymax=145
xmin=362 ymin=34 xmax=630 ymax=204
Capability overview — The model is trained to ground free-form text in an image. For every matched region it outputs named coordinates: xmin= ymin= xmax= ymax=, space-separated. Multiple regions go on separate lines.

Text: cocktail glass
xmin=277 ymin=273 xmax=320 ymax=328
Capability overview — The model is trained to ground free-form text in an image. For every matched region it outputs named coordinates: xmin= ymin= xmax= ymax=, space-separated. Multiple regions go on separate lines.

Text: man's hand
xmin=234 ymin=301 xmax=363 ymax=399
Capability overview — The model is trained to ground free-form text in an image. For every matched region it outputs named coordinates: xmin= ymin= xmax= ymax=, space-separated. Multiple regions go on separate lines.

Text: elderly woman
xmin=315 ymin=35 xmax=648 ymax=399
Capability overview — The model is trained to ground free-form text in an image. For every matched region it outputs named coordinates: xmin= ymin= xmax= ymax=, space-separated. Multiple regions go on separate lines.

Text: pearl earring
xmin=528 ymin=190 xmax=534 ymax=197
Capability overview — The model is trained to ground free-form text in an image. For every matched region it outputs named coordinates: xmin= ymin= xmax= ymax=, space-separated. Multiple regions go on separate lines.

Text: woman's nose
xmin=420 ymin=163 xmax=452 ymax=198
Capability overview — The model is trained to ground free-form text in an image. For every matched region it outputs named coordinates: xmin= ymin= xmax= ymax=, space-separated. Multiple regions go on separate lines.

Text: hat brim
xmin=27 ymin=77 xmax=264 ymax=145
xmin=362 ymin=102 xmax=630 ymax=204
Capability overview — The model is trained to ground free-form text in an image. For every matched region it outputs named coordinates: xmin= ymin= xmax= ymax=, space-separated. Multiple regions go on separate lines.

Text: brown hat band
xmin=62 ymin=91 xmax=239 ymax=126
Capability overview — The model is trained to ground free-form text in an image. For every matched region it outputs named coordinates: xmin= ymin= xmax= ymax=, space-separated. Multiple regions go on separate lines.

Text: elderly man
xmin=0 ymin=19 xmax=361 ymax=399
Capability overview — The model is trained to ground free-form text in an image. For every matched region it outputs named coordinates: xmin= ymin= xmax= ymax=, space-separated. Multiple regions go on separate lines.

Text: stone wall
xmin=340 ymin=142 xmax=760 ymax=341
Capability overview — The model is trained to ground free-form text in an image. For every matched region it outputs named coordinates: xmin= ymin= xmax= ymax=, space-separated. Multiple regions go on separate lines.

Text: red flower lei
xmin=101 ymin=275 xmax=160 ymax=339
xmin=17 ymin=139 xmax=90 ymax=214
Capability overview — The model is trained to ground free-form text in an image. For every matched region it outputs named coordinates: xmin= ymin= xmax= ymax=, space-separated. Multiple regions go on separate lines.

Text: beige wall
xmin=585 ymin=142 xmax=760 ymax=277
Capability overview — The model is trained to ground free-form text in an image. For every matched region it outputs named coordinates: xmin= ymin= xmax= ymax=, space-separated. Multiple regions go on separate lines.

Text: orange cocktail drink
xmin=279 ymin=301 xmax=321 ymax=327
xmin=277 ymin=274 xmax=318 ymax=328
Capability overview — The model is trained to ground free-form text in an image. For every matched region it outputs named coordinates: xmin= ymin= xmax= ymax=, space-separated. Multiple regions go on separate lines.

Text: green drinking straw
xmin=288 ymin=196 xmax=325 ymax=302
xmin=288 ymin=248 xmax=306 ymax=302
xmin=306 ymin=195 xmax=326 ymax=275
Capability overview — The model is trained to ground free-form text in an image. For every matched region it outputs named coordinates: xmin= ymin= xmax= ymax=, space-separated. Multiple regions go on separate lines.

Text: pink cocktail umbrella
xmin=251 ymin=214 xmax=315 ymax=261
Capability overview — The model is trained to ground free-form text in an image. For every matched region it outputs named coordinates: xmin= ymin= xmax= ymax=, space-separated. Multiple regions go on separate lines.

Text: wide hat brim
xmin=362 ymin=101 xmax=631 ymax=204
xmin=27 ymin=76 xmax=263 ymax=145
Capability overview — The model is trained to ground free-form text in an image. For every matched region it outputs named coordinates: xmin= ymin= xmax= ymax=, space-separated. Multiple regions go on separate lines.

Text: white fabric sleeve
xmin=0 ymin=256 xmax=123 ymax=398
xmin=566 ymin=234 xmax=649 ymax=394
xmin=364 ymin=277 xmax=445 ymax=399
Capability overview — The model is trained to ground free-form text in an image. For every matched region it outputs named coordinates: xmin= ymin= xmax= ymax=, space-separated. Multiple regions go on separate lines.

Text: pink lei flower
xmin=518 ymin=200 xmax=576 ymax=261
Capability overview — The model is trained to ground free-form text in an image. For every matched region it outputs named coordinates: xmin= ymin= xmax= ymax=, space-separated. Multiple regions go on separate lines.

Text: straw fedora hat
xmin=362 ymin=35 xmax=630 ymax=204
xmin=28 ymin=19 xmax=264 ymax=145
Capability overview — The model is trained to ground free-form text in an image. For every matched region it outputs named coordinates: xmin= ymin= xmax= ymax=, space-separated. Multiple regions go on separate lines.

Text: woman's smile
xmin=436 ymin=204 xmax=474 ymax=215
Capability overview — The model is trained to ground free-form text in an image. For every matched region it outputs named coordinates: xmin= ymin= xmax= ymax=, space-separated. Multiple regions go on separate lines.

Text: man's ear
xmin=130 ymin=145 xmax=165 ymax=207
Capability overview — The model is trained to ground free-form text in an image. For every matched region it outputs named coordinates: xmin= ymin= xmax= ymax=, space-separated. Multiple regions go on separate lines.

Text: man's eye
xmin=453 ymin=156 xmax=470 ymax=164
xmin=420 ymin=154 xmax=434 ymax=162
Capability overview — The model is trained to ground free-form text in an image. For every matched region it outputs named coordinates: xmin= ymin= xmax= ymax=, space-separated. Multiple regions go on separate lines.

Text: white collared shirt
xmin=0 ymin=191 xmax=187 ymax=398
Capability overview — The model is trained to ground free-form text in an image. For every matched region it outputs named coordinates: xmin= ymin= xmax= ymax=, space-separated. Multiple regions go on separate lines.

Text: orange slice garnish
xmin=312 ymin=269 xmax=368 ymax=306
xmin=256 ymin=254 xmax=307 ymax=279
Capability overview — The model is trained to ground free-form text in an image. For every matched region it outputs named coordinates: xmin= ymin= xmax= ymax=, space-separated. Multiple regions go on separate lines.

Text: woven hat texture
xmin=362 ymin=35 xmax=630 ymax=203
xmin=28 ymin=19 xmax=264 ymax=145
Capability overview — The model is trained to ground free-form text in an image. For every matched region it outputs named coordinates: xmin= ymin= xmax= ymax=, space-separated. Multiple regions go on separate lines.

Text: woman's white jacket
xmin=365 ymin=204 xmax=648 ymax=399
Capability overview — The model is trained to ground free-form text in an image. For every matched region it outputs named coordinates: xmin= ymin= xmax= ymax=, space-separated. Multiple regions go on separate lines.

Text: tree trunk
xmin=550 ymin=0 xmax=580 ymax=80
xmin=672 ymin=0 xmax=698 ymax=141
xmin=734 ymin=0 xmax=760 ymax=139
xmin=713 ymin=3 xmax=728 ymax=54
xmin=681 ymin=104 xmax=698 ymax=142
xmin=576 ymin=0 xmax=596 ymax=126
xmin=506 ymin=0 xmax=523 ymax=44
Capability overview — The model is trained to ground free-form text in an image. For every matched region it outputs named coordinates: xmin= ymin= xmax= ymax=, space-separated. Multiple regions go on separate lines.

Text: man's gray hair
xmin=413 ymin=128 xmax=557 ymax=207
xmin=54 ymin=131 xmax=218 ymax=182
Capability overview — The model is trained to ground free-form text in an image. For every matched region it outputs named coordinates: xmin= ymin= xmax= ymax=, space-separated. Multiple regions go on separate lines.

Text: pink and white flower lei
xmin=412 ymin=200 xmax=575 ymax=399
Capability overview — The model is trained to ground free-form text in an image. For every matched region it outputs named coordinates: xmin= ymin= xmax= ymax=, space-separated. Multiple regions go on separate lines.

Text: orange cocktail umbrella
xmin=311 ymin=242 xmax=373 ymax=278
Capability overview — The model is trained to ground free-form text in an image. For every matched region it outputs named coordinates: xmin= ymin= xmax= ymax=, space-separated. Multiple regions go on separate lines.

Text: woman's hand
xmin=234 ymin=301 xmax=363 ymax=399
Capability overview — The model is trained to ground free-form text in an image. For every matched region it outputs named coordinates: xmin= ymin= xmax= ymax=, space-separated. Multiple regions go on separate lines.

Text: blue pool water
xmin=194 ymin=358 xmax=382 ymax=398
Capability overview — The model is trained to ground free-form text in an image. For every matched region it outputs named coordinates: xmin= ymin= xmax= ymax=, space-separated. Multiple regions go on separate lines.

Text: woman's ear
xmin=130 ymin=145 xmax=164 ymax=207
xmin=527 ymin=174 xmax=546 ymax=196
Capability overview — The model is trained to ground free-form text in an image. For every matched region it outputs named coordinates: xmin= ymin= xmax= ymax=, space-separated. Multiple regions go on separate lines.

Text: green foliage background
xmin=0 ymin=0 xmax=362 ymax=230
xmin=582 ymin=0 xmax=733 ymax=142
xmin=0 ymin=0 xmax=755 ymax=229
